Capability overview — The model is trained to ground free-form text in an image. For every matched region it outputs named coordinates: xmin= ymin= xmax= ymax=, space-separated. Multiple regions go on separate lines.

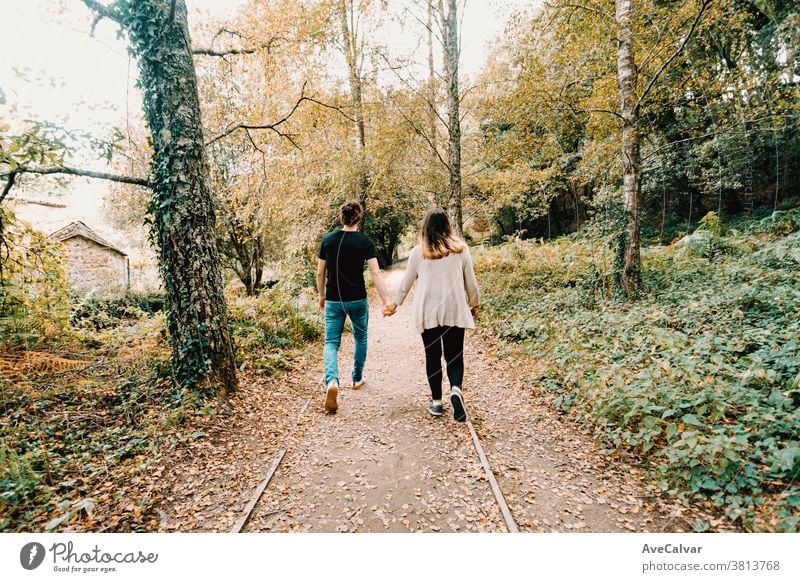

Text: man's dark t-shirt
xmin=318 ymin=230 xmax=378 ymax=301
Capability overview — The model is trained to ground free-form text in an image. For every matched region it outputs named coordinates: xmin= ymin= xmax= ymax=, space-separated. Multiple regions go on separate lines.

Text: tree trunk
xmin=616 ymin=0 xmax=642 ymax=296
xmin=439 ymin=0 xmax=464 ymax=236
xmin=122 ymin=0 xmax=238 ymax=394
xmin=441 ymin=0 xmax=463 ymax=235
xmin=426 ymin=0 xmax=440 ymax=207
xmin=252 ymin=240 xmax=264 ymax=295
xmin=337 ymin=0 xmax=369 ymax=206
xmin=240 ymin=270 xmax=254 ymax=296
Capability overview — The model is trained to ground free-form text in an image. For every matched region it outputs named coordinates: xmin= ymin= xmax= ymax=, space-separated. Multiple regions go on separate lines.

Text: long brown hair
xmin=420 ymin=208 xmax=465 ymax=259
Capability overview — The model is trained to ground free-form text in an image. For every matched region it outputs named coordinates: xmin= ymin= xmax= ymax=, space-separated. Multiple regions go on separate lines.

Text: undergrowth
xmin=227 ymin=284 xmax=322 ymax=375
xmin=0 ymin=345 xmax=175 ymax=531
xmin=1 ymin=276 xmax=321 ymax=531
xmin=476 ymin=209 xmax=800 ymax=532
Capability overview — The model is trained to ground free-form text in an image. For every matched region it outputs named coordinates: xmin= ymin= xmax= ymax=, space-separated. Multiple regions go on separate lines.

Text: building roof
xmin=49 ymin=221 xmax=127 ymax=256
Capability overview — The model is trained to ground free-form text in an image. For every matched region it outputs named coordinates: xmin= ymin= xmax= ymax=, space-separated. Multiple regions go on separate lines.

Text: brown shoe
xmin=324 ymin=380 xmax=339 ymax=413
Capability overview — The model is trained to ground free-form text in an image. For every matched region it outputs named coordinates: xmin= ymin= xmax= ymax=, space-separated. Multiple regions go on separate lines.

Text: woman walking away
xmin=317 ymin=201 xmax=392 ymax=413
xmin=384 ymin=208 xmax=480 ymax=422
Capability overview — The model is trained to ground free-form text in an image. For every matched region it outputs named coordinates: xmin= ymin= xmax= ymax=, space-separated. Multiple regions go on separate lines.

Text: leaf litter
xmin=3 ymin=265 xmax=741 ymax=533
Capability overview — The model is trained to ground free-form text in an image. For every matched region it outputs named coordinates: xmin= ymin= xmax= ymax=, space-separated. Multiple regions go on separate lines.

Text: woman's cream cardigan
xmin=395 ymin=244 xmax=480 ymax=334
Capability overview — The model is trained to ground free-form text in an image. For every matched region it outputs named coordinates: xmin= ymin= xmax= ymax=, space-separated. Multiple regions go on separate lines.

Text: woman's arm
xmin=394 ymin=247 xmax=420 ymax=306
xmin=463 ymin=246 xmax=480 ymax=311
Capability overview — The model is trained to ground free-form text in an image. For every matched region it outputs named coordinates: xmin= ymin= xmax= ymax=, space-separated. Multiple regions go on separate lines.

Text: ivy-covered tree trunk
xmin=442 ymin=0 xmax=463 ymax=235
xmin=616 ymin=0 xmax=642 ymax=296
xmin=121 ymin=0 xmax=238 ymax=394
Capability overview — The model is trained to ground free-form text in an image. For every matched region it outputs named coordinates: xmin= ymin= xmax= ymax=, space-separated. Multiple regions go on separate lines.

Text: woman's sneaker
xmin=324 ymin=380 xmax=339 ymax=413
xmin=428 ymin=401 xmax=443 ymax=416
xmin=352 ymin=377 xmax=366 ymax=390
xmin=449 ymin=387 xmax=466 ymax=422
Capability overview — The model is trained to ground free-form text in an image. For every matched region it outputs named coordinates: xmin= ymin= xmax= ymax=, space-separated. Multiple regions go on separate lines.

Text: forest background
xmin=0 ymin=0 xmax=798 ymax=534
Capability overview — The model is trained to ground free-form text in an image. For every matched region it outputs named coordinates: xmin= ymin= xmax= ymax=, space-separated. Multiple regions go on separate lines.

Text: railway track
xmin=231 ymin=393 xmax=519 ymax=533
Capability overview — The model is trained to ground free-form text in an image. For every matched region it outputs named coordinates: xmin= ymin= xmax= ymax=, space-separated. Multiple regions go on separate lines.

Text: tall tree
xmin=615 ymin=0 xmax=711 ymax=295
xmin=425 ymin=0 xmax=440 ymax=206
xmin=439 ymin=0 xmax=463 ymax=234
xmin=474 ymin=0 xmax=713 ymax=294
xmin=615 ymin=0 xmax=642 ymax=295
xmin=83 ymin=0 xmax=237 ymax=394
xmin=336 ymin=0 xmax=370 ymax=206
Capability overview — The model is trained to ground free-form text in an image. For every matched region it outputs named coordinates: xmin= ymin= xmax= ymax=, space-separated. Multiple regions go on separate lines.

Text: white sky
xmin=0 ymin=0 xmax=536 ymax=130
xmin=0 ymin=0 xmax=535 ymax=238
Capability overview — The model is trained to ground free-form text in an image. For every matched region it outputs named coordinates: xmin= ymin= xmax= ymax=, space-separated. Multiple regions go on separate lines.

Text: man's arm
xmin=316 ymin=259 xmax=327 ymax=310
xmin=367 ymin=258 xmax=391 ymax=306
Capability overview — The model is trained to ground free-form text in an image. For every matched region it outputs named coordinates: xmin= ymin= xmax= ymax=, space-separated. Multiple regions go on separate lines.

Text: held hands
xmin=382 ymin=303 xmax=474 ymax=318
xmin=383 ymin=302 xmax=398 ymax=317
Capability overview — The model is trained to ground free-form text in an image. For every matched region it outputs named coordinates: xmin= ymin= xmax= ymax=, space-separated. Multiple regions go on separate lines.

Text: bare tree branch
xmin=207 ymin=121 xmax=301 ymax=150
xmin=1 ymin=171 xmax=18 ymax=205
xmin=377 ymin=51 xmax=450 ymax=130
xmin=304 ymin=96 xmax=357 ymax=123
xmin=193 ymin=29 xmax=286 ymax=57
xmin=2 ymin=196 xmax=67 ymax=209
xmin=89 ymin=13 xmax=104 ymax=36
xmin=636 ymin=0 xmax=713 ymax=112
xmin=0 ymin=166 xmax=151 ymax=188
xmin=244 ymin=129 xmax=266 ymax=155
xmin=584 ymin=107 xmax=624 ymax=119
xmin=193 ymin=38 xmax=283 ymax=56
xmin=204 ymin=84 xmax=356 ymax=149
xmin=80 ymin=0 xmax=121 ymax=23
xmin=212 ymin=27 xmax=250 ymax=43
xmin=192 ymin=46 xmax=264 ymax=57
xmin=545 ymin=84 xmax=624 ymax=121
xmin=394 ymin=103 xmax=450 ymax=171
xmin=204 ymin=86 xmax=309 ymax=148
xmin=403 ymin=2 xmax=444 ymax=46
xmin=3 ymin=95 xmax=356 ymax=195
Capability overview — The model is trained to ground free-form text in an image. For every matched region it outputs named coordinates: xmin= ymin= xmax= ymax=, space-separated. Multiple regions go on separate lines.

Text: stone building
xmin=50 ymin=221 xmax=129 ymax=295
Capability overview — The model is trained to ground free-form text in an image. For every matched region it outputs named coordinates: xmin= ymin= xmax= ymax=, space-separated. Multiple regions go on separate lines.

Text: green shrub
xmin=70 ymin=292 xmax=166 ymax=331
xmin=0 ymin=210 xmax=71 ymax=346
xmin=227 ymin=284 xmax=322 ymax=370
xmin=0 ymin=442 xmax=49 ymax=512
xmin=752 ymin=208 xmax=800 ymax=236
xmin=476 ymin=224 xmax=800 ymax=531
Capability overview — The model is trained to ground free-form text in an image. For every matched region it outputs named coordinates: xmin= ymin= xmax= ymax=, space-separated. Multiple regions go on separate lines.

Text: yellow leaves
xmin=0 ymin=211 xmax=71 ymax=337
xmin=585 ymin=76 xmax=619 ymax=137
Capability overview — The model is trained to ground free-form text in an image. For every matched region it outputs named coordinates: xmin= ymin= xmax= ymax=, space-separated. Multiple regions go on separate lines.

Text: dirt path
xmin=243 ymin=265 xmax=697 ymax=533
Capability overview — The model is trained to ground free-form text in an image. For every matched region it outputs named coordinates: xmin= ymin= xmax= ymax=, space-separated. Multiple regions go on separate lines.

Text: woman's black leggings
xmin=421 ymin=326 xmax=465 ymax=400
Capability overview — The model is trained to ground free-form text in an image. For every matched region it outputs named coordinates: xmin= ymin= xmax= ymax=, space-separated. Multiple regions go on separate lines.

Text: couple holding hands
xmin=316 ymin=201 xmax=480 ymax=422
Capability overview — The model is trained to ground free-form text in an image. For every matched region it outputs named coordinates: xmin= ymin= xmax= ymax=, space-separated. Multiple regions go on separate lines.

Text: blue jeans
xmin=324 ymin=298 xmax=369 ymax=385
